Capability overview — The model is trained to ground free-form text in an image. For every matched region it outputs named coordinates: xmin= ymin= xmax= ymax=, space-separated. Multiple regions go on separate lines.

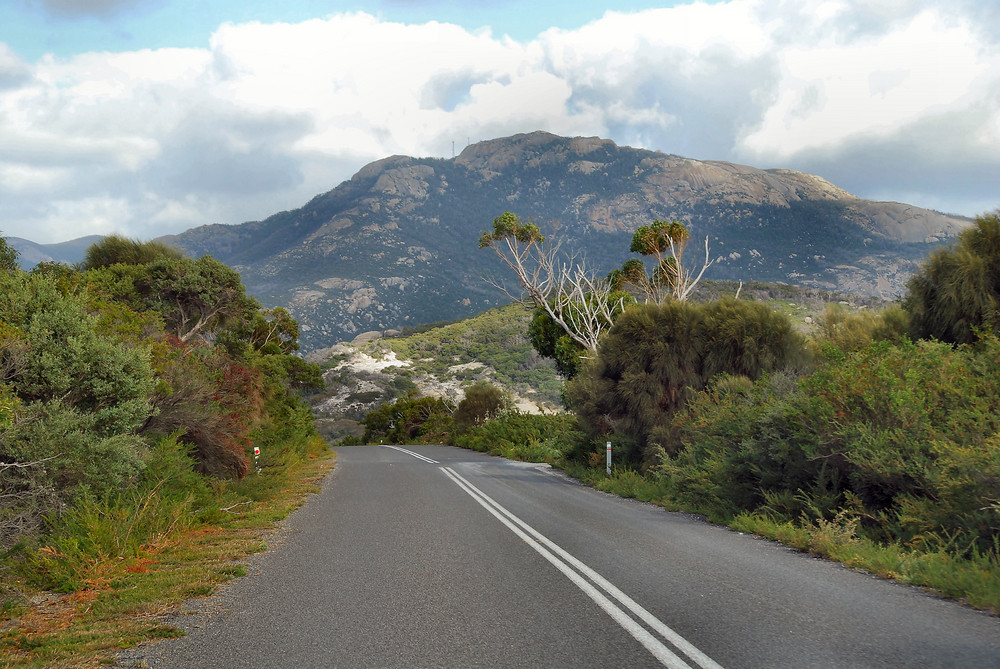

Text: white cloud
xmin=24 ymin=196 xmax=132 ymax=244
xmin=0 ymin=43 xmax=31 ymax=90
xmin=1 ymin=2 xmax=998 ymax=244
xmin=740 ymin=8 xmax=991 ymax=158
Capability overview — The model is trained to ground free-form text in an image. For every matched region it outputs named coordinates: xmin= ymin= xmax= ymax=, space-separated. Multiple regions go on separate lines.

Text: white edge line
xmin=441 ymin=467 xmax=696 ymax=669
xmin=443 ymin=467 xmax=724 ymax=669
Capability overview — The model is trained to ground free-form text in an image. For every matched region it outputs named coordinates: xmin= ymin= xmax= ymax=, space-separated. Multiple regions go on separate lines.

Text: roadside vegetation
xmin=0 ymin=235 xmax=331 ymax=667
xmin=356 ymin=210 xmax=1000 ymax=614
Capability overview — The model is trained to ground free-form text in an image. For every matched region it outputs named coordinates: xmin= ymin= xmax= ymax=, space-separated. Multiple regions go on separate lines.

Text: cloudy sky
xmin=1 ymin=0 xmax=998 ymax=244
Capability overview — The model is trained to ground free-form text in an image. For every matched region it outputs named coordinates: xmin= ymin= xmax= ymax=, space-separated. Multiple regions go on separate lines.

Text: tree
xmin=0 ymin=234 xmax=19 ymax=274
xmin=904 ymin=211 xmax=1000 ymax=345
xmin=619 ymin=219 xmax=714 ymax=302
xmin=246 ymin=307 xmax=302 ymax=355
xmin=81 ymin=237 xmax=256 ymax=344
xmin=479 ymin=212 xmax=627 ymax=355
xmin=124 ymin=255 xmax=257 ymax=343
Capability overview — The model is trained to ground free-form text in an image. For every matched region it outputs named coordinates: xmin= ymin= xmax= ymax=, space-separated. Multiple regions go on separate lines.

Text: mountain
xmin=162 ymin=131 xmax=969 ymax=350
xmin=7 ymin=235 xmax=104 ymax=269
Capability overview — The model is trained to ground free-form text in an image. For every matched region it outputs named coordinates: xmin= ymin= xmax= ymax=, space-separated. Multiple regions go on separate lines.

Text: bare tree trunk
xmin=483 ymin=233 xmax=622 ymax=354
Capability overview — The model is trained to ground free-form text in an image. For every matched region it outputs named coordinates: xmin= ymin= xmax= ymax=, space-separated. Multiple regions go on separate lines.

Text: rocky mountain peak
xmin=165 ymin=131 xmax=971 ymax=350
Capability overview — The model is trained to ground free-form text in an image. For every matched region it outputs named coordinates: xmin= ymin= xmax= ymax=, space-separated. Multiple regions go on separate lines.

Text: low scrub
xmin=451 ymin=411 xmax=583 ymax=464
xmin=663 ymin=336 xmax=1000 ymax=555
xmin=549 ymin=334 xmax=1000 ymax=613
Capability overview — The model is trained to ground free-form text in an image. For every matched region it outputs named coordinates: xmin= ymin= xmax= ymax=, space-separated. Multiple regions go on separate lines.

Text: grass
xmin=730 ymin=512 xmax=1000 ymax=613
xmin=0 ymin=445 xmax=336 ymax=668
xmin=559 ymin=463 xmax=1000 ymax=615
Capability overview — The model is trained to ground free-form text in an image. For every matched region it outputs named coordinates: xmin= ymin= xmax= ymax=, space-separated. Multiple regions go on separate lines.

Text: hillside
xmin=307 ymin=281 xmax=883 ymax=442
xmin=7 ymin=235 xmax=104 ymax=268
xmin=162 ymin=131 xmax=969 ymax=350
xmin=308 ymin=303 xmax=564 ymax=442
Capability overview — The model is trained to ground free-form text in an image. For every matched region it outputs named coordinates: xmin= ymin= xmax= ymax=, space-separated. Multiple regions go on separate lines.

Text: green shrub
xmin=453 ymin=382 xmax=511 ymax=433
xmin=362 ymin=393 xmax=454 ymax=444
xmin=0 ymin=235 xmax=18 ymax=274
xmin=813 ymin=303 xmax=909 ymax=355
xmin=452 ymin=411 xmax=583 ymax=464
xmin=6 ymin=276 xmax=155 ymax=437
xmin=566 ymin=298 xmax=803 ymax=463
xmin=7 ymin=401 xmax=147 ymax=500
xmin=665 ymin=336 xmax=1000 ymax=552
xmin=904 ymin=210 xmax=1000 ymax=344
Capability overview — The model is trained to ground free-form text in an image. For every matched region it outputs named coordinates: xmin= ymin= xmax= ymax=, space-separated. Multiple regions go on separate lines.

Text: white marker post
xmin=254 ymin=445 xmax=261 ymax=475
xmin=606 ymin=441 xmax=611 ymax=475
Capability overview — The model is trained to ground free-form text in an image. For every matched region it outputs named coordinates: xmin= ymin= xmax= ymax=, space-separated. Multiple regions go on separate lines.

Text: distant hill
xmin=155 ymin=131 xmax=969 ymax=350
xmin=308 ymin=302 xmax=563 ymax=442
xmin=307 ymin=281 xmax=884 ymax=442
xmin=7 ymin=235 xmax=103 ymax=269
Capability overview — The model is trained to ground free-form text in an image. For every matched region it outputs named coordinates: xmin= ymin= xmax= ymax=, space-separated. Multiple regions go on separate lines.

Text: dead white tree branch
xmin=669 ymin=234 xmax=715 ymax=301
xmin=480 ymin=212 xmax=624 ymax=354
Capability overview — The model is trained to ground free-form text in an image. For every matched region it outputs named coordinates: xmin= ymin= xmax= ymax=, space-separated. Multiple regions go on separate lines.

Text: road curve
xmin=119 ymin=445 xmax=1000 ymax=668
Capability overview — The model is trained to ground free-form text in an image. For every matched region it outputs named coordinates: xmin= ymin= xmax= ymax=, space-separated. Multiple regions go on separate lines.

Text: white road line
xmin=441 ymin=466 xmax=724 ymax=669
xmin=382 ymin=445 xmax=439 ymax=464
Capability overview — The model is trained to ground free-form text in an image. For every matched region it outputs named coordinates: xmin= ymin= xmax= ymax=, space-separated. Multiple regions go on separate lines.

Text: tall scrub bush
xmin=566 ymin=297 xmax=802 ymax=463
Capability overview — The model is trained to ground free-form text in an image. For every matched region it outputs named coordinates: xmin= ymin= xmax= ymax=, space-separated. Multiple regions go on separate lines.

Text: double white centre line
xmin=383 ymin=444 xmax=439 ymax=464
xmin=440 ymin=466 xmax=724 ymax=669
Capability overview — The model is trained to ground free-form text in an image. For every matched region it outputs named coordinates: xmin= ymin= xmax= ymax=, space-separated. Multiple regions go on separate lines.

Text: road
xmin=120 ymin=445 xmax=1000 ymax=668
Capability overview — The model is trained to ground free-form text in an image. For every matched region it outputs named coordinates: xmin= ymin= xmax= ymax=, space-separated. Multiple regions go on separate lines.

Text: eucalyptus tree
xmin=479 ymin=211 xmax=627 ymax=356
xmin=82 ymin=236 xmax=258 ymax=345
xmin=610 ymin=219 xmax=715 ymax=303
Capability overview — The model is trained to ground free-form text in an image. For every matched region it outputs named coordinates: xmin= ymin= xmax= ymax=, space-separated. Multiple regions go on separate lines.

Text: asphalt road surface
xmin=119 ymin=445 xmax=1000 ymax=668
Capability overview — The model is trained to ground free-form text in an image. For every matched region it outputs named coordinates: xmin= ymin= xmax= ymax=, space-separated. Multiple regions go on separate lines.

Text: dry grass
xmin=0 ymin=449 xmax=336 ymax=668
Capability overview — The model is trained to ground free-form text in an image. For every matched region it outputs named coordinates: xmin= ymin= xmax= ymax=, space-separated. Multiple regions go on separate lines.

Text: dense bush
xmin=0 ymin=236 xmax=18 ymax=274
xmin=11 ymin=277 xmax=155 ymax=436
xmin=452 ymin=411 xmax=584 ymax=464
xmin=0 ymin=234 xmax=324 ymax=581
xmin=528 ymin=306 xmax=583 ymax=377
xmin=453 ymin=382 xmax=512 ymax=433
xmin=904 ymin=211 xmax=1000 ymax=344
xmin=566 ymin=297 xmax=803 ymax=463
xmin=663 ymin=336 xmax=1000 ymax=553
xmin=812 ymin=303 xmax=909 ymax=355
xmin=361 ymin=393 xmax=454 ymax=444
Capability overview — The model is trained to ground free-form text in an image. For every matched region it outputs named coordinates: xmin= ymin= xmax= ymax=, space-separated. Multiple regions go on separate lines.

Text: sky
xmin=1 ymin=0 xmax=998 ymax=244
